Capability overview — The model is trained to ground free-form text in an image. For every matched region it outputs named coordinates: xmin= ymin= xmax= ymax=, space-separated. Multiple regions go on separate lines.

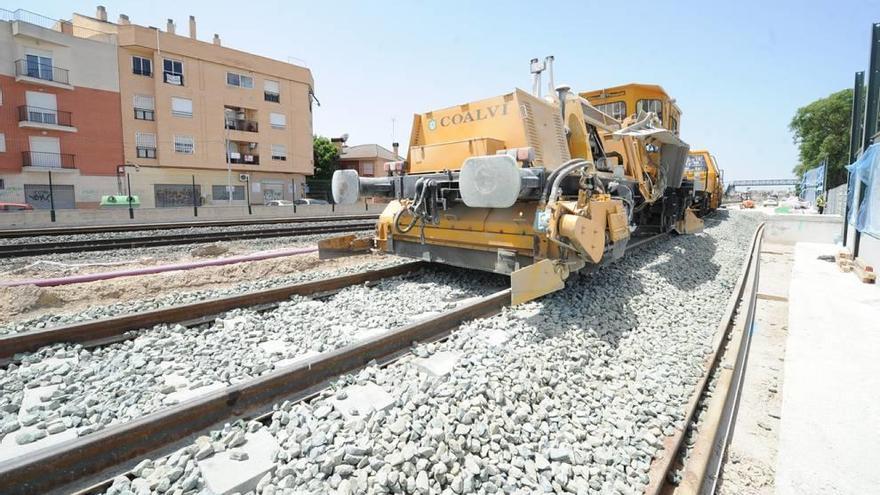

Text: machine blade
xmin=510 ymin=259 xmax=566 ymax=305
xmin=318 ymin=235 xmax=372 ymax=259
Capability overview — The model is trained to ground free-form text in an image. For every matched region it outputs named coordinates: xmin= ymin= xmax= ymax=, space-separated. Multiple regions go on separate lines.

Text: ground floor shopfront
xmin=0 ymin=168 xmax=117 ymax=208
xmin=0 ymin=166 xmax=309 ymax=209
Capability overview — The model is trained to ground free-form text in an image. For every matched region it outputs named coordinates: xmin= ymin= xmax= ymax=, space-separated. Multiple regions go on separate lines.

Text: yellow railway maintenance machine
xmin=580 ymin=83 xmax=683 ymax=136
xmin=324 ymin=63 xmax=702 ymax=304
xmin=684 ymin=150 xmax=724 ymax=215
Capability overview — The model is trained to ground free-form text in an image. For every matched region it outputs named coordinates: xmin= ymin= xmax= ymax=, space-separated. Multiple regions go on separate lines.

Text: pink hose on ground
xmin=1 ymin=246 xmax=317 ymax=288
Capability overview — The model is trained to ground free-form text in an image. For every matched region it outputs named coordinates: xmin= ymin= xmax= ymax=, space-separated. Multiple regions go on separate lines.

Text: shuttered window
xmin=174 ymin=135 xmax=194 ymax=154
xmin=271 ymin=144 xmax=287 ymax=160
xmin=171 ymin=97 xmax=193 ymax=117
xmin=269 ymin=112 xmax=286 ymax=129
xmin=133 ymin=94 xmax=155 ymax=120
xmin=136 ymin=132 xmax=157 ymax=158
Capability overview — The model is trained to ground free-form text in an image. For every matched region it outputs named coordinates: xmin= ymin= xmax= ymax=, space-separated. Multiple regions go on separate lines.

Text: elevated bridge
xmin=725 ymin=179 xmax=798 ymax=195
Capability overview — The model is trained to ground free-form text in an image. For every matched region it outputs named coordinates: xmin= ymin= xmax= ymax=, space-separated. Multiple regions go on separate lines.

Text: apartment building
xmin=0 ymin=10 xmax=123 ymax=208
xmin=74 ymin=7 xmax=315 ymax=208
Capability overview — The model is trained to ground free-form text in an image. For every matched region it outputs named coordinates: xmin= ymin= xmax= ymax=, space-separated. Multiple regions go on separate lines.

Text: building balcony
xmin=14 ymin=59 xmax=72 ymax=89
xmin=22 ymin=151 xmax=76 ymax=170
xmin=225 ymin=118 xmax=259 ymax=133
xmin=228 ymin=154 xmax=259 ymax=165
xmin=18 ymin=105 xmax=77 ymax=132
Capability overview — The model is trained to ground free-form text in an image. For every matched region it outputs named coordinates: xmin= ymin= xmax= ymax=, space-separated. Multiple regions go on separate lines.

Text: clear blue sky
xmin=30 ymin=0 xmax=880 ymax=181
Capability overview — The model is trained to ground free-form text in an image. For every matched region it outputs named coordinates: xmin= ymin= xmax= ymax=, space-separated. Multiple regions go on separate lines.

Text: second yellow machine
xmin=325 ymin=59 xmax=702 ymax=304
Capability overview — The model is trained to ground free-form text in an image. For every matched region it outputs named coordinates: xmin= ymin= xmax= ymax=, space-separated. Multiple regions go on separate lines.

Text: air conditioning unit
xmin=239 ymin=173 xmax=249 ymax=182
xmin=248 ymin=142 xmax=257 ymax=149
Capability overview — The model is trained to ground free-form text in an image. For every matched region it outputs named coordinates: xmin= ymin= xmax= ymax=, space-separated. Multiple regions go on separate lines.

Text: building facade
xmin=0 ymin=7 xmax=314 ymax=209
xmin=0 ymin=10 xmax=123 ymax=208
xmin=73 ymin=8 xmax=315 ymax=208
xmin=338 ymin=143 xmax=401 ymax=178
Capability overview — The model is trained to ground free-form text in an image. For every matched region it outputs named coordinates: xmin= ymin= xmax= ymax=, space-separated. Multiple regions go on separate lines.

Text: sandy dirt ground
xmin=0 ymin=231 xmax=371 ymax=281
xmin=0 ymin=250 xmax=392 ymax=325
xmin=716 ymin=243 xmax=792 ymax=494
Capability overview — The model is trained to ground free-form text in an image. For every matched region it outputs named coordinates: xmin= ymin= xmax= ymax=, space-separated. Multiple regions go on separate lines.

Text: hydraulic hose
xmin=541 ymin=159 xmax=589 ymax=204
xmin=547 ymin=160 xmax=594 ymax=207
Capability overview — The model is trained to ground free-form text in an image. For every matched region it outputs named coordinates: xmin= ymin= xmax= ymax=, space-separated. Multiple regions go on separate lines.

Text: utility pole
xmin=47 ymin=170 xmax=56 ymax=223
xmin=192 ymin=175 xmax=198 ymax=217
xmin=127 ymin=172 xmax=134 ymax=220
xmin=225 ymin=114 xmax=232 ymax=205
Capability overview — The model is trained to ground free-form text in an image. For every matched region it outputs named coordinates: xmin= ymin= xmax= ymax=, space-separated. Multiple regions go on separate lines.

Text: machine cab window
xmin=686 ymin=154 xmax=709 ymax=171
xmin=637 ymin=99 xmax=663 ymax=122
xmin=595 ymin=101 xmax=627 ymax=121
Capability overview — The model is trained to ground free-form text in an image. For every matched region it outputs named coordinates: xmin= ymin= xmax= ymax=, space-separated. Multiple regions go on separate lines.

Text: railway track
xmin=0 ymin=226 xmax=761 ymax=494
xmin=0 ymin=214 xmax=379 ymax=239
xmin=0 ymin=221 xmax=377 ymax=258
xmin=648 ymin=222 xmax=765 ymax=494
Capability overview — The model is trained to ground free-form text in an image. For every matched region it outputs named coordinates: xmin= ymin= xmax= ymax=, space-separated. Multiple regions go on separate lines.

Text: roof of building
xmin=339 ymin=144 xmax=402 ymax=161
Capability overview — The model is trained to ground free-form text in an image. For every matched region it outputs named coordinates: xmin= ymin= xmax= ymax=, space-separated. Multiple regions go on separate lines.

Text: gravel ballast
xmin=0 ymin=268 xmax=505 ymax=448
xmin=96 ymin=211 xmax=763 ymax=495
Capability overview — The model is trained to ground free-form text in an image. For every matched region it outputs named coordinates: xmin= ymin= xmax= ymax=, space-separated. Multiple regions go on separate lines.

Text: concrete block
xmin=331 ymin=383 xmax=396 ymax=420
xmin=259 ymin=340 xmax=292 ymax=356
xmin=0 ymin=424 xmax=77 ymax=463
xmin=162 ymin=374 xmax=189 ymax=390
xmin=273 ymin=351 xmax=320 ymax=370
xmin=411 ymin=351 xmax=461 ymax=377
xmin=18 ymin=385 xmax=59 ymax=417
xmin=482 ymin=329 xmax=509 ymax=346
xmin=198 ymin=428 xmax=279 ymax=495
xmin=165 ymin=383 xmax=226 ymax=405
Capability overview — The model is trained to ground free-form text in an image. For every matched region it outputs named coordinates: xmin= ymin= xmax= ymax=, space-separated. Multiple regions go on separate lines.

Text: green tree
xmin=789 ymin=89 xmax=856 ymax=188
xmin=312 ymin=135 xmax=339 ymax=181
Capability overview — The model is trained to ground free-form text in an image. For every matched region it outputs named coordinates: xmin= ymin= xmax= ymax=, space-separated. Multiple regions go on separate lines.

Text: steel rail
xmin=0 ymin=232 xmax=671 ymax=494
xmin=0 ymin=221 xmax=376 ymax=258
xmin=0 ymin=214 xmax=380 ymax=239
xmin=0 ymin=261 xmax=427 ymax=362
xmin=673 ymin=223 xmax=764 ymax=494
xmin=645 ymin=222 xmax=765 ymax=494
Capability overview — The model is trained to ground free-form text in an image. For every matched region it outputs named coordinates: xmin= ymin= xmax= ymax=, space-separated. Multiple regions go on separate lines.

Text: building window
xmin=0 ymin=133 xmax=5 ymax=152
xmin=637 ymin=99 xmax=663 ymax=122
xmin=132 ymin=56 xmax=152 ymax=76
xmin=212 ymin=185 xmax=245 ymax=201
xmin=174 ymin=135 xmax=194 ymax=154
xmin=136 ymin=132 xmax=157 ymax=158
xmin=133 ymin=94 xmax=155 ymax=121
xmin=271 ymin=144 xmax=287 ymax=160
xmin=25 ymin=91 xmax=58 ymax=125
xmin=595 ymin=101 xmax=627 ymax=121
xmin=25 ymin=53 xmax=54 ymax=81
xmin=226 ymin=72 xmax=254 ymax=89
xmin=362 ymin=161 xmax=374 ymax=175
xmin=163 ymin=58 xmax=184 ymax=85
xmin=264 ymin=80 xmax=280 ymax=102
xmin=171 ymin=97 xmax=193 ymax=118
xmin=269 ymin=112 xmax=286 ymax=129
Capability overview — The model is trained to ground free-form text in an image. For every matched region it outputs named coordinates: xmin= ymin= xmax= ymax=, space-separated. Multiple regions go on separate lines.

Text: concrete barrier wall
xmin=764 ymin=214 xmax=880 ymax=269
xmin=763 ymin=214 xmax=844 ymax=245
xmin=0 ymin=203 xmax=387 ymax=229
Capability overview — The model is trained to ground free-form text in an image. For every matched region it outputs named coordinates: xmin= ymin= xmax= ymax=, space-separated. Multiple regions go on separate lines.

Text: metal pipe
xmin=863 ymin=23 xmax=880 ymax=150
xmin=850 ymin=71 xmax=866 ymax=164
